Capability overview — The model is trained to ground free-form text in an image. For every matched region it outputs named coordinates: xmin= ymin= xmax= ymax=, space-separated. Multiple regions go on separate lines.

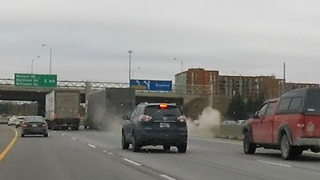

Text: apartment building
xmin=174 ymin=68 xmax=219 ymax=95
xmin=175 ymin=68 xmax=319 ymax=99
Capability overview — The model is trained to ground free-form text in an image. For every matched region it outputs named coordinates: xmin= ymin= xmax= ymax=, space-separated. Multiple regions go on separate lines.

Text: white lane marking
xmin=123 ymin=158 xmax=141 ymax=166
xmin=102 ymin=150 xmax=107 ymax=153
xmin=61 ymin=134 xmax=65 ymax=136
xmin=53 ymin=131 xmax=56 ymax=133
xmin=160 ymin=174 xmax=176 ymax=180
xmin=88 ymin=144 xmax=96 ymax=148
xmin=189 ymin=137 xmax=241 ymax=145
xmin=258 ymin=160 xmax=291 ymax=168
xmin=71 ymin=137 xmax=77 ymax=140
xmin=108 ymin=152 xmax=114 ymax=155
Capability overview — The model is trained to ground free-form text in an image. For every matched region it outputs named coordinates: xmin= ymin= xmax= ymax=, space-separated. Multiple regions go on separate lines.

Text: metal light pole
xmin=31 ymin=56 xmax=40 ymax=74
xmin=174 ymin=58 xmax=183 ymax=72
xmin=42 ymin=44 xmax=52 ymax=74
xmin=128 ymin=50 xmax=132 ymax=82
xmin=282 ymin=62 xmax=286 ymax=94
xmin=132 ymin=67 xmax=141 ymax=79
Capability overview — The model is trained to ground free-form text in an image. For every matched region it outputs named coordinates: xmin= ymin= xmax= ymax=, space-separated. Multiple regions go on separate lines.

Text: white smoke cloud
xmin=187 ymin=107 xmax=221 ymax=137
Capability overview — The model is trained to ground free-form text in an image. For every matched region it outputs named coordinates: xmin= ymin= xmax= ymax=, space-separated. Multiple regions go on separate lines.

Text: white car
xmin=15 ymin=116 xmax=27 ymax=127
xmin=8 ymin=116 xmax=18 ymax=126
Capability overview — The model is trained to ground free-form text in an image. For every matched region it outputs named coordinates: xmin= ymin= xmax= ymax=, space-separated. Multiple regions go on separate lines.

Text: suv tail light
xmin=77 ymin=114 xmax=81 ymax=119
xmin=42 ymin=123 xmax=47 ymax=127
xmin=54 ymin=114 xmax=58 ymax=118
xmin=177 ymin=115 xmax=187 ymax=122
xmin=139 ymin=115 xmax=152 ymax=121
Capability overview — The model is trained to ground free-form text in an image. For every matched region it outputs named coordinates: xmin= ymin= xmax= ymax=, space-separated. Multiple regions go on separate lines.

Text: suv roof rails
xmin=138 ymin=102 xmax=176 ymax=105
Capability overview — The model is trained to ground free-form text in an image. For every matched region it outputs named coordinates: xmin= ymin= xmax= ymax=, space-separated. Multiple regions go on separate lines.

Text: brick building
xmin=175 ymin=68 xmax=319 ymax=100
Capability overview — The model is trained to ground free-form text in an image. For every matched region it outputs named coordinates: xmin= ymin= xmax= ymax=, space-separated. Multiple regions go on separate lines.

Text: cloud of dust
xmin=93 ymin=103 xmax=123 ymax=133
xmin=187 ymin=107 xmax=221 ymax=137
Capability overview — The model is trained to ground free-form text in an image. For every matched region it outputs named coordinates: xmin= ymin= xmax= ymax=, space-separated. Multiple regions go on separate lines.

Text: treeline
xmin=226 ymin=93 xmax=265 ymax=120
xmin=0 ymin=102 xmax=38 ymax=115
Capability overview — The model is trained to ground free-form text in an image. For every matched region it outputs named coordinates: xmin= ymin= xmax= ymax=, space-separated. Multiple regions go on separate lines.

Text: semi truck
xmin=45 ymin=90 xmax=81 ymax=130
xmin=84 ymin=88 xmax=135 ymax=130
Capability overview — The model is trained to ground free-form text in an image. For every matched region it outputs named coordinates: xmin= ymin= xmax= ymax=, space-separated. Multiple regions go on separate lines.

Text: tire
xmin=163 ymin=145 xmax=171 ymax=151
xmin=177 ymin=143 xmax=187 ymax=153
xmin=44 ymin=133 xmax=49 ymax=137
xmin=243 ymin=131 xmax=256 ymax=154
xmin=132 ymin=134 xmax=141 ymax=152
xmin=121 ymin=132 xmax=130 ymax=150
xmin=280 ymin=134 xmax=296 ymax=160
xmin=21 ymin=134 xmax=25 ymax=137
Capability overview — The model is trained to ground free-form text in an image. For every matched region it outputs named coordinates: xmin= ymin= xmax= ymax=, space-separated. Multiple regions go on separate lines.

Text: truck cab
xmin=243 ymin=87 xmax=320 ymax=160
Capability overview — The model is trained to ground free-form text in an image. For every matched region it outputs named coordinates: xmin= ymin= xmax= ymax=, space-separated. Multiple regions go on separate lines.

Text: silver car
xmin=20 ymin=116 xmax=49 ymax=137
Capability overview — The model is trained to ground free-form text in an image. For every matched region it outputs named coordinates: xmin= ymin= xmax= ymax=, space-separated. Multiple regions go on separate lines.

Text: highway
xmin=1 ymin=124 xmax=320 ymax=180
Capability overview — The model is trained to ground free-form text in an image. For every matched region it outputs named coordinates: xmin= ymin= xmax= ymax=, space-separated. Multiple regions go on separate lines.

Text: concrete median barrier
xmin=215 ymin=124 xmax=244 ymax=140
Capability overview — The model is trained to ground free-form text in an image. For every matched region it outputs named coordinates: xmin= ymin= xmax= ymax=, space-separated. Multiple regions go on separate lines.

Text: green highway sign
xmin=14 ymin=73 xmax=57 ymax=88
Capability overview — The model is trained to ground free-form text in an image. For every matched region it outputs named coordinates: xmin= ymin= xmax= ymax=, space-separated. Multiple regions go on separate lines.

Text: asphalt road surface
xmin=1 ymin=125 xmax=320 ymax=180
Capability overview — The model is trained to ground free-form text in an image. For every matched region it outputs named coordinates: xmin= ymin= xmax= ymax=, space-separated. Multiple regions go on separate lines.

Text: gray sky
xmin=1 ymin=0 xmax=320 ymax=83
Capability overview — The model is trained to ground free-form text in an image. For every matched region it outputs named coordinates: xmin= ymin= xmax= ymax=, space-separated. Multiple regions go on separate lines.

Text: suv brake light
xmin=177 ymin=115 xmax=187 ymax=122
xmin=139 ymin=115 xmax=152 ymax=121
xmin=159 ymin=103 xmax=168 ymax=108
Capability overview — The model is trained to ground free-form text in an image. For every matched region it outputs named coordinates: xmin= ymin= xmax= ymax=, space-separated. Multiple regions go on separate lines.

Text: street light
xmin=42 ymin=44 xmax=52 ymax=74
xmin=31 ymin=56 xmax=40 ymax=74
xmin=174 ymin=58 xmax=183 ymax=72
xmin=132 ymin=67 xmax=141 ymax=79
xmin=128 ymin=50 xmax=133 ymax=82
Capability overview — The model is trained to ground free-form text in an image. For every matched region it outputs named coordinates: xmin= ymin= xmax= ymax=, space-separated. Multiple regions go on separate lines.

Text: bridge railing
xmin=0 ymin=78 xmax=214 ymax=95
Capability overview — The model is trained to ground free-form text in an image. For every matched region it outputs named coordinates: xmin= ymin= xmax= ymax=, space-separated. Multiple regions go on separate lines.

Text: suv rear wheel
xmin=121 ymin=131 xmax=130 ymax=150
xmin=132 ymin=134 xmax=141 ymax=152
xmin=177 ymin=143 xmax=187 ymax=153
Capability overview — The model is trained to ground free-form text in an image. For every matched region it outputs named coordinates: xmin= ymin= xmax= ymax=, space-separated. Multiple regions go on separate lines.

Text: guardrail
xmin=0 ymin=78 xmax=214 ymax=95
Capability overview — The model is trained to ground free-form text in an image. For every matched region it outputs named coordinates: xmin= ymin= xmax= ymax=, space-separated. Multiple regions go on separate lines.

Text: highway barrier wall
xmin=215 ymin=124 xmax=244 ymax=140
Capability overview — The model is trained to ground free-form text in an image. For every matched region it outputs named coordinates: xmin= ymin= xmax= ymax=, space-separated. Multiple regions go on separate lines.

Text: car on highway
xmin=243 ymin=87 xmax=320 ymax=160
xmin=121 ymin=102 xmax=188 ymax=153
xmin=15 ymin=116 xmax=26 ymax=128
xmin=7 ymin=115 xmax=18 ymax=126
xmin=20 ymin=116 xmax=49 ymax=137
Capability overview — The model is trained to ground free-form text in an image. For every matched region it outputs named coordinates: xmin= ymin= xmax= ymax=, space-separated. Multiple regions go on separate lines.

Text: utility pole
xmin=282 ymin=62 xmax=286 ymax=95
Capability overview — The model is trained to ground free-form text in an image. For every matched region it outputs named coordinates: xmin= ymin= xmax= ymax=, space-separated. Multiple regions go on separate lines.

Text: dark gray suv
xmin=121 ymin=102 xmax=188 ymax=153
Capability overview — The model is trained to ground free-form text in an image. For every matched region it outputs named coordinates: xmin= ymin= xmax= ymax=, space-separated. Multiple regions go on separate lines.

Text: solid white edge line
xmin=123 ymin=158 xmax=141 ymax=166
xmin=160 ymin=174 xmax=176 ymax=180
xmin=108 ymin=152 xmax=113 ymax=155
xmin=258 ymin=160 xmax=291 ymax=167
xmin=88 ymin=144 xmax=96 ymax=148
xmin=71 ymin=137 xmax=76 ymax=140
xmin=189 ymin=137 xmax=242 ymax=145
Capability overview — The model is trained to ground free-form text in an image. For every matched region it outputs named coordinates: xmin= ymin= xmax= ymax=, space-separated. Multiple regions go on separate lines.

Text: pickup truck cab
xmin=243 ymin=87 xmax=320 ymax=160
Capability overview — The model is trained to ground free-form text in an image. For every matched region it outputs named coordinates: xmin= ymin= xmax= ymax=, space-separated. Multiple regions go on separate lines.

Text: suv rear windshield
xmin=305 ymin=89 xmax=320 ymax=114
xmin=144 ymin=105 xmax=182 ymax=118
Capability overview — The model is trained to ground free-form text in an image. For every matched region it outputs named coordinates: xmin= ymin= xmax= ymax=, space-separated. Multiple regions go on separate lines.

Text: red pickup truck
xmin=243 ymin=87 xmax=320 ymax=160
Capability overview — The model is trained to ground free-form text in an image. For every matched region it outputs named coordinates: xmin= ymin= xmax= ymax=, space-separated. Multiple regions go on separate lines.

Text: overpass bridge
xmin=0 ymin=78 xmax=211 ymax=115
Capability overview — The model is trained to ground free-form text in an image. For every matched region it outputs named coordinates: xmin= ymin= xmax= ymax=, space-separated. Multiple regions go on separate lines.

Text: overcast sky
xmin=1 ymin=0 xmax=320 ymax=84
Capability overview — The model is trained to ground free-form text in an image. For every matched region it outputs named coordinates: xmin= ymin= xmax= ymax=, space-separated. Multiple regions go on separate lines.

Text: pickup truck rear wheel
xmin=280 ymin=134 xmax=297 ymax=160
xmin=243 ymin=132 xmax=256 ymax=154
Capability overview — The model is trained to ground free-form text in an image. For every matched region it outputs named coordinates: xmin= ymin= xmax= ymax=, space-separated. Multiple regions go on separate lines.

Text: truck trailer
xmin=84 ymin=88 xmax=135 ymax=130
xmin=45 ymin=90 xmax=81 ymax=130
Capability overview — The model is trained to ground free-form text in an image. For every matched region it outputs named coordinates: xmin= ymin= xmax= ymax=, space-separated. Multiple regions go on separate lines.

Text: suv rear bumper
xmin=136 ymin=133 xmax=188 ymax=146
xmin=297 ymin=138 xmax=320 ymax=146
